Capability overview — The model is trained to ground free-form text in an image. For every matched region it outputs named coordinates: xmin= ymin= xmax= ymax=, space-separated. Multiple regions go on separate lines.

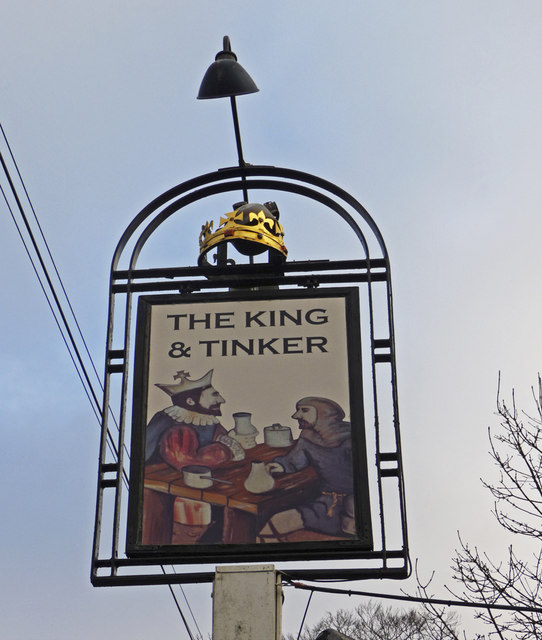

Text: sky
xmin=1 ymin=1 xmax=542 ymax=638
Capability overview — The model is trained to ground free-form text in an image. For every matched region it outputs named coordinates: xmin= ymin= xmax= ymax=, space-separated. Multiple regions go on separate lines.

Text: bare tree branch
xmin=443 ymin=376 xmax=542 ymax=639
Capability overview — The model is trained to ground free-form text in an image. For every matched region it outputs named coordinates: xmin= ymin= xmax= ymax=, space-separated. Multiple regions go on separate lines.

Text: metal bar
xmin=111 ymin=272 xmax=389 ymax=294
xmin=374 ymin=353 xmax=392 ymax=363
xmin=112 ymin=258 xmax=388 ymax=281
xmin=91 ymin=564 xmax=409 ymax=587
xmin=100 ymin=479 xmax=118 ymax=488
xmin=106 ymin=364 xmax=125 ymax=373
xmin=373 ymin=339 xmax=391 ymax=349
xmin=380 ymin=469 xmax=400 ymax=478
xmin=94 ymin=546 xmax=407 ymax=570
xmin=107 ymin=349 xmax=126 ymax=359
xmin=378 ymin=452 xmax=399 ymax=462
xmin=101 ymin=462 xmax=120 ymax=472
xmin=109 ymin=288 xmax=134 ymax=571
xmin=91 ymin=281 xmax=119 ymax=579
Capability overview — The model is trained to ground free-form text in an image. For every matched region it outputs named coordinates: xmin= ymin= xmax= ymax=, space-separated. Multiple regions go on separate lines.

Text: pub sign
xmin=127 ymin=287 xmax=373 ymax=562
xmin=91 ymin=38 xmax=408 ymax=583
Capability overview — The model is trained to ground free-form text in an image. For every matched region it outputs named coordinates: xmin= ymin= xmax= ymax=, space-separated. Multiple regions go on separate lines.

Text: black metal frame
xmin=126 ymin=286 xmax=373 ymax=561
xmin=91 ymin=165 xmax=409 ymax=586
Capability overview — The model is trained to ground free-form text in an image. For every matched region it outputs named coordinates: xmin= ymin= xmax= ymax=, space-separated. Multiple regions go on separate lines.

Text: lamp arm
xmin=230 ymin=96 xmax=249 ymax=202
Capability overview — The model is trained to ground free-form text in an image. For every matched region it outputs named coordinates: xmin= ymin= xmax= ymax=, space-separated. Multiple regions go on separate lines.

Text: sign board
xmin=127 ymin=287 xmax=372 ymax=562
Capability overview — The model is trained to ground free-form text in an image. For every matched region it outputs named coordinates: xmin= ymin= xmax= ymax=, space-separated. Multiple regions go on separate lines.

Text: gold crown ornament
xmin=198 ymin=201 xmax=287 ymax=265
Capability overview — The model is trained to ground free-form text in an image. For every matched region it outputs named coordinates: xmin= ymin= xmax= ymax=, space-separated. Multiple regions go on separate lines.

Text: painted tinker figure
xmin=259 ymin=396 xmax=355 ymax=542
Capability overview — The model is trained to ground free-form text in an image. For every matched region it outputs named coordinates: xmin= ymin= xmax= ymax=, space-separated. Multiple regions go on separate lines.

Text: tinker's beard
xmin=297 ymin=420 xmax=313 ymax=430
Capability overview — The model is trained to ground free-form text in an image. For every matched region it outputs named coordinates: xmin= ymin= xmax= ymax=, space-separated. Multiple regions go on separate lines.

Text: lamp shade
xmin=197 ymin=36 xmax=259 ymax=99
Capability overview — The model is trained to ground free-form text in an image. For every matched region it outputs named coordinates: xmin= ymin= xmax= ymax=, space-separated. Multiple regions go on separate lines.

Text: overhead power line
xmin=286 ymin=579 xmax=542 ymax=615
xmin=0 ymin=123 xmax=102 ymax=413
xmin=0 ymin=123 xmax=201 ymax=640
xmin=0 ymin=122 xmax=131 ymax=480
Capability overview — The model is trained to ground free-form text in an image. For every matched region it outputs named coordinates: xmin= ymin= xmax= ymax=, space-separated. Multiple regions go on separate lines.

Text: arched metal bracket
xmin=91 ymin=165 xmax=409 ymax=586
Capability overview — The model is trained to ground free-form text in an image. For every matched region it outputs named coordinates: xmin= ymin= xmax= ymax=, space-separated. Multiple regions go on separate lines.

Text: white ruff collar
xmin=164 ymin=405 xmax=220 ymax=426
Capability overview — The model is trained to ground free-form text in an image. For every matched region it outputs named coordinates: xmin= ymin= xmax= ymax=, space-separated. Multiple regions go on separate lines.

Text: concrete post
xmin=212 ymin=564 xmax=282 ymax=640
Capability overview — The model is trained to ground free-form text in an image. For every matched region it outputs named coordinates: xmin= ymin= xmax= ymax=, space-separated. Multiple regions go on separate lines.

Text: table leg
xmin=223 ymin=507 xmax=257 ymax=544
xmin=142 ymin=488 xmax=175 ymax=545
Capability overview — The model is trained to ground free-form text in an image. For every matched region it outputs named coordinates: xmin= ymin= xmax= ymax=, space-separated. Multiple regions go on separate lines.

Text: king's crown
xmin=198 ymin=201 xmax=287 ymax=264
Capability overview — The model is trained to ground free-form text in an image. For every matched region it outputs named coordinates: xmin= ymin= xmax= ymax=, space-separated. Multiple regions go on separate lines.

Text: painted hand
xmin=265 ymin=462 xmax=285 ymax=475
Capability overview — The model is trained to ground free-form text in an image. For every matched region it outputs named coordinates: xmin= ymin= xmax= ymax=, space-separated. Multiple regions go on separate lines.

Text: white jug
xmin=244 ymin=461 xmax=275 ymax=494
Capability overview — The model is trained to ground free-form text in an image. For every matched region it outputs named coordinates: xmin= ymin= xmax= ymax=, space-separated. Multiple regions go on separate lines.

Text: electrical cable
xmin=1 ymin=123 xmax=105 ymax=398
xmin=0 ymin=138 xmax=101 ymax=414
xmin=0 ymin=125 xmax=129 ymax=487
xmin=0 ymin=178 xmax=126 ymax=466
xmin=0 ymin=124 xmax=202 ymax=633
xmin=296 ymin=589 xmax=314 ymax=640
xmin=0 ymin=183 xmax=101 ymax=423
xmin=2 ymin=122 xmax=129 ymax=459
xmin=178 ymin=583 xmax=204 ymax=639
xmin=163 ymin=565 xmax=204 ymax=638
xmin=1 ymin=126 xmax=131 ymax=467
xmin=284 ymin=579 xmax=542 ymax=615
xmin=161 ymin=567 xmax=197 ymax=640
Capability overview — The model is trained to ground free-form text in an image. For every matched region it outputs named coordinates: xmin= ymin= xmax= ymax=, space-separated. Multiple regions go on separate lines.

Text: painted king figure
xmin=145 ymin=369 xmax=243 ymax=469
xmin=143 ymin=369 xmax=243 ymax=545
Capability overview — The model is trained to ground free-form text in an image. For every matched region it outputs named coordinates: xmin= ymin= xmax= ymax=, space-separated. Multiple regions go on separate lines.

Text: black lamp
xmin=197 ymin=35 xmax=259 ymax=100
xmin=198 ymin=36 xmax=258 ymax=202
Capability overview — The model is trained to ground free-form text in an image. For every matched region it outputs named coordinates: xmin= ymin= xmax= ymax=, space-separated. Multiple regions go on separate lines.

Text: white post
xmin=212 ymin=564 xmax=282 ymax=640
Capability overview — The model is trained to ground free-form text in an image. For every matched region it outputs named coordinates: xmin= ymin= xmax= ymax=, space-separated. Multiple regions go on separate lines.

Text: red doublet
xmin=158 ymin=423 xmax=233 ymax=471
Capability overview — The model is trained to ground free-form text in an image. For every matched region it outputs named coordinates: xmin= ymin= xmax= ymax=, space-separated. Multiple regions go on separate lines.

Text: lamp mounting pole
xmin=230 ymin=95 xmax=249 ymax=201
xmin=230 ymin=94 xmax=245 ymax=167
xmin=197 ymin=35 xmax=259 ymax=204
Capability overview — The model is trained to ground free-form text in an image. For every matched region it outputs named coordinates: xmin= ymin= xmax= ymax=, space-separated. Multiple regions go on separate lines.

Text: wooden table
xmin=142 ymin=443 xmax=319 ymax=545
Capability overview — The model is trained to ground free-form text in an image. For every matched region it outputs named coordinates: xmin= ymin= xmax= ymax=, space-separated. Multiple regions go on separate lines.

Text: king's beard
xmin=196 ymin=402 xmax=222 ymax=416
xmin=173 ymin=399 xmax=222 ymax=417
